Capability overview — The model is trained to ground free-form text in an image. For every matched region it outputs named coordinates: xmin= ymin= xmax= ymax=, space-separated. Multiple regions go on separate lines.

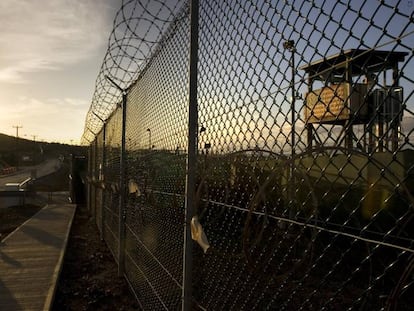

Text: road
xmin=0 ymin=159 xmax=61 ymax=190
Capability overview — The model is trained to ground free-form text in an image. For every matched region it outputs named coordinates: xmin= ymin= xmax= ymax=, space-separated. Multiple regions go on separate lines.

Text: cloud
xmin=0 ymin=0 xmax=114 ymax=83
xmin=0 ymin=96 xmax=88 ymax=142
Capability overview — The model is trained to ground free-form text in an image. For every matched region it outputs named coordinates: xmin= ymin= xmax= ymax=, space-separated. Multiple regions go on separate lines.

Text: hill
xmin=0 ymin=133 xmax=86 ymax=167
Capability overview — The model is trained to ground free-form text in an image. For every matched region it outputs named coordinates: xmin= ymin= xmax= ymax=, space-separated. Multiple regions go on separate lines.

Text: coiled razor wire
xmin=81 ymin=0 xmax=187 ymax=144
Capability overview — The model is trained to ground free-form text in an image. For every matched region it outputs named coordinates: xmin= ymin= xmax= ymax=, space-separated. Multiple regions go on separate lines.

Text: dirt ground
xmin=0 ymin=200 xmax=140 ymax=310
xmin=0 ymin=204 xmax=42 ymax=239
xmin=52 ymin=204 xmax=141 ymax=310
xmin=0 ymin=202 xmax=140 ymax=311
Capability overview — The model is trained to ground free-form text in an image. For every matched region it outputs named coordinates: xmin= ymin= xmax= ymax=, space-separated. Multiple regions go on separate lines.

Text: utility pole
xmin=12 ymin=125 xmax=22 ymax=169
xmin=13 ymin=125 xmax=23 ymax=138
xmin=32 ymin=135 xmax=37 ymax=142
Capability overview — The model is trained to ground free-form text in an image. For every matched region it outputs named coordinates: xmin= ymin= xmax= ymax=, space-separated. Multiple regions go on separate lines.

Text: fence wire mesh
xmin=122 ymin=5 xmax=190 ymax=308
xmin=85 ymin=0 xmax=414 ymax=310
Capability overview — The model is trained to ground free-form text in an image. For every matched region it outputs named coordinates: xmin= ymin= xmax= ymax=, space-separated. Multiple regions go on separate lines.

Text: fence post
xmin=105 ymin=75 xmax=129 ymax=276
xmin=183 ymin=0 xmax=199 ymax=310
xmin=118 ymin=92 xmax=127 ymax=276
xmin=101 ymin=123 xmax=106 ymax=241
xmin=93 ymin=139 xmax=98 ymax=219
xmin=87 ymin=144 xmax=92 ymax=213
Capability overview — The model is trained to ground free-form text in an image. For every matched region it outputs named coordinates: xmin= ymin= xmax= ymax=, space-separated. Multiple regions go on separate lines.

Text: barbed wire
xmin=81 ymin=0 xmax=187 ymax=144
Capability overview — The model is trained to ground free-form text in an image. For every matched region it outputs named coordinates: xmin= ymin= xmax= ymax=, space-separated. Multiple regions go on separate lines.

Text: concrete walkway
xmin=0 ymin=204 xmax=76 ymax=310
xmin=0 ymin=158 xmax=62 ymax=191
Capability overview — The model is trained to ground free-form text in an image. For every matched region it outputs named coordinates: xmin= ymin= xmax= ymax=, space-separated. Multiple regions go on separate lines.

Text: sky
xmin=2 ymin=0 xmax=412 ymax=149
xmin=0 ymin=0 xmax=119 ymax=144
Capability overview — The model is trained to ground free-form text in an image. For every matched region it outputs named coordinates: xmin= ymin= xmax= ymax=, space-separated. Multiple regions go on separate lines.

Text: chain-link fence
xmin=84 ymin=0 xmax=414 ymax=309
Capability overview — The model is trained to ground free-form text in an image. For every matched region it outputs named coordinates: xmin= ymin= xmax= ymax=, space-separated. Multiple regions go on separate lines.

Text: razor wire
xmin=81 ymin=0 xmax=187 ymax=144
xmin=85 ymin=0 xmax=414 ymax=310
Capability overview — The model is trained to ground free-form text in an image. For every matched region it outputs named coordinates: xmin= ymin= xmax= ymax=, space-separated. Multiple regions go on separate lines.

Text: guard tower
xmin=300 ymin=49 xmax=407 ymax=153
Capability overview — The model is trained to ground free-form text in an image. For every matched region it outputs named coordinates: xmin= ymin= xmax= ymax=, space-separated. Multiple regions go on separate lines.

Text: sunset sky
xmin=1 ymin=0 xmax=413 ymax=147
xmin=0 ymin=0 xmax=119 ymax=144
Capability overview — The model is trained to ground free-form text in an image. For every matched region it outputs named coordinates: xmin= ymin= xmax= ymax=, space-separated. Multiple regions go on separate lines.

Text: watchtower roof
xmin=299 ymin=49 xmax=408 ymax=80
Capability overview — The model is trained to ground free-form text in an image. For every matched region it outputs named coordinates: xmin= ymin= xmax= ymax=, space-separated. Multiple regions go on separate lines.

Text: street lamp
xmin=283 ymin=40 xmax=296 ymax=156
xmin=283 ymin=40 xmax=296 ymax=208
xmin=146 ymin=128 xmax=151 ymax=150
